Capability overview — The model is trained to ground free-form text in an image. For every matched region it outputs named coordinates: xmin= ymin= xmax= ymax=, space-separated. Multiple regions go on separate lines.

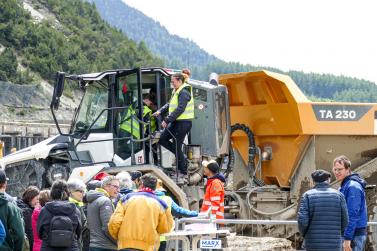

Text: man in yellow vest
xmin=153 ymin=72 xmax=194 ymax=176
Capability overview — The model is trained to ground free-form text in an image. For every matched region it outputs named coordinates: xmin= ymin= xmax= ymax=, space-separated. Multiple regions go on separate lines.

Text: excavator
xmin=1 ymin=67 xmax=377 ymax=249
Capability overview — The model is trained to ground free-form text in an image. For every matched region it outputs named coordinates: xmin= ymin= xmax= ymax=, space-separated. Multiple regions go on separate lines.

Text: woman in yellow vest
xmin=153 ymin=73 xmax=194 ymax=176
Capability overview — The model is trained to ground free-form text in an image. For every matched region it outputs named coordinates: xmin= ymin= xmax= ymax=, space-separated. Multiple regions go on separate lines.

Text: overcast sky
xmin=123 ymin=0 xmax=377 ymax=83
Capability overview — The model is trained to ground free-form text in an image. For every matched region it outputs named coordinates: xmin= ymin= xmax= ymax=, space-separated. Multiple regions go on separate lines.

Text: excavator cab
xmin=50 ymin=68 xmax=173 ymax=169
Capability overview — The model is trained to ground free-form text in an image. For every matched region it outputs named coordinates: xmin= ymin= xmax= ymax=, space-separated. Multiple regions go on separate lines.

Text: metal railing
xmin=178 ymin=218 xmax=377 ymax=226
xmin=172 ymin=218 xmax=377 ymax=250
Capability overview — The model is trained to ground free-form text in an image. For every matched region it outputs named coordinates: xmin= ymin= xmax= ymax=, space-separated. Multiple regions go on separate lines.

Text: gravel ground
xmin=223 ymin=235 xmax=295 ymax=251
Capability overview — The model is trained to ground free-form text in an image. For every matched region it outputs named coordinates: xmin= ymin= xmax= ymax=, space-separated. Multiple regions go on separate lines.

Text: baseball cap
xmin=93 ymin=172 xmax=110 ymax=181
xmin=202 ymin=160 xmax=220 ymax=174
xmin=311 ymin=169 xmax=331 ymax=183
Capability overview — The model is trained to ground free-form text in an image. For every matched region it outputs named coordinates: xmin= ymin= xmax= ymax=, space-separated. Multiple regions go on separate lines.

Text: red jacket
xmin=200 ymin=174 xmax=225 ymax=219
xmin=32 ymin=207 xmax=42 ymax=251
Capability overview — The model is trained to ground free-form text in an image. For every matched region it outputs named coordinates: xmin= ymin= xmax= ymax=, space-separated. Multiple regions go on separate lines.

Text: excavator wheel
xmin=366 ymin=186 xmax=377 ymax=251
xmin=5 ymin=160 xmax=45 ymax=197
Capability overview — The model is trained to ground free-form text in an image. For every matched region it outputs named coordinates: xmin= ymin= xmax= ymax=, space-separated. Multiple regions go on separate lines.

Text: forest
xmin=0 ymin=0 xmax=161 ymax=85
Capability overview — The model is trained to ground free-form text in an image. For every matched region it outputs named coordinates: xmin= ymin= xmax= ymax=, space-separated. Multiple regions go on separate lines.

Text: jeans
xmin=159 ymin=121 xmax=192 ymax=174
xmin=352 ymin=235 xmax=367 ymax=251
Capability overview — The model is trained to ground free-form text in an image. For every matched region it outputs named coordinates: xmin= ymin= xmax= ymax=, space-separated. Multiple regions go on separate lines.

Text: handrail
xmin=178 ymin=218 xmax=377 ymax=226
xmin=72 ymin=105 xmax=152 ymax=166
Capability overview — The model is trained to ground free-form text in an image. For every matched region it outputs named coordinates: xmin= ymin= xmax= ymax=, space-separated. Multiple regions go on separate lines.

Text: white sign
xmin=200 ymin=239 xmax=222 ymax=249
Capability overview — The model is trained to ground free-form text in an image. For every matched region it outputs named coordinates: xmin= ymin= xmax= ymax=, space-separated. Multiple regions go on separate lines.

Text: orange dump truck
xmin=220 ymin=71 xmax=377 ymax=248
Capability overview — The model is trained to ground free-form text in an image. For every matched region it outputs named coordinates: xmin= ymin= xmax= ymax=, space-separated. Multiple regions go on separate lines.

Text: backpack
xmin=48 ymin=215 xmax=74 ymax=247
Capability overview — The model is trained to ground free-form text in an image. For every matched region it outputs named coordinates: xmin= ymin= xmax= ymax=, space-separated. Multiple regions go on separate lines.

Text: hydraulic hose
xmin=228 ymin=123 xmax=264 ymax=186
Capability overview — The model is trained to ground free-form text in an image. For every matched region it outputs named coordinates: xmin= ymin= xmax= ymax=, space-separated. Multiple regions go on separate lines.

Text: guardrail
xmin=172 ymin=218 xmax=377 ymax=250
xmin=178 ymin=218 xmax=377 ymax=226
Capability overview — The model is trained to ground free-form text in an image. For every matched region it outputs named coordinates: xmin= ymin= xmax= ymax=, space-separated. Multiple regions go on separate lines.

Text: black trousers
xmin=158 ymin=241 xmax=166 ymax=251
xmin=159 ymin=120 xmax=192 ymax=174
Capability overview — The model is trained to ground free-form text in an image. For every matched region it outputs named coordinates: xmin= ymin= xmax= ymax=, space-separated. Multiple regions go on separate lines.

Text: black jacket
xmin=0 ymin=193 xmax=25 ymax=251
xmin=297 ymin=182 xmax=349 ymax=251
xmin=16 ymin=199 xmax=34 ymax=250
xmin=37 ymin=200 xmax=82 ymax=251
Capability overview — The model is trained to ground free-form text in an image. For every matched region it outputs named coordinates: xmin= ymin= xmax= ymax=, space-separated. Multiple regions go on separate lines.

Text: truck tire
xmin=5 ymin=160 xmax=45 ymax=197
xmin=225 ymin=191 xmax=250 ymax=232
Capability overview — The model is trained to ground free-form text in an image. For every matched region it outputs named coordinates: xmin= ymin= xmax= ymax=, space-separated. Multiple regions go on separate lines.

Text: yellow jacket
xmin=108 ymin=191 xmax=174 ymax=251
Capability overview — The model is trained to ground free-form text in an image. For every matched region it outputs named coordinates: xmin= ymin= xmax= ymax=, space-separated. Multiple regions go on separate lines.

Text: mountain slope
xmin=90 ymin=0 xmax=377 ymax=102
xmin=0 ymin=0 xmax=162 ymax=84
xmin=0 ymin=0 xmax=162 ymax=121
xmin=87 ymin=0 xmax=217 ymax=68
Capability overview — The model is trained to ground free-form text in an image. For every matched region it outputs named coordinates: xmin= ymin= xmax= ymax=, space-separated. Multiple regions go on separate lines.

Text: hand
xmin=161 ymin=121 xmax=168 ymax=128
xmin=152 ymin=111 xmax=161 ymax=117
xmin=343 ymin=240 xmax=352 ymax=251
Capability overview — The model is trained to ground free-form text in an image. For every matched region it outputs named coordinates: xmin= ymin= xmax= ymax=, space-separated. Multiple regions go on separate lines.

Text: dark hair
xmin=50 ymin=180 xmax=69 ymax=201
xmin=39 ymin=189 xmax=51 ymax=207
xmin=333 ymin=155 xmax=351 ymax=169
xmin=172 ymin=73 xmax=185 ymax=83
xmin=141 ymin=173 xmax=157 ymax=190
xmin=130 ymin=171 xmax=142 ymax=181
xmin=22 ymin=186 xmax=40 ymax=205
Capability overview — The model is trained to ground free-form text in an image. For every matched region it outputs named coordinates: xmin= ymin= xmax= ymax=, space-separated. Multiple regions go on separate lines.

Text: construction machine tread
xmin=5 ymin=160 xmax=45 ymax=197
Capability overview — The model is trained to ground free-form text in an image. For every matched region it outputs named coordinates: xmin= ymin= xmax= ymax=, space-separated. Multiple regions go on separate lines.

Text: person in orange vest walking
xmin=201 ymin=160 xmax=225 ymax=219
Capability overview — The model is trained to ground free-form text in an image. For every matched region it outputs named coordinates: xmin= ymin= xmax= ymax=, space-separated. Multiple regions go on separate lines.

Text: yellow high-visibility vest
xmin=168 ymin=83 xmax=194 ymax=120
xmin=120 ymin=105 xmax=152 ymax=139
xmin=150 ymin=116 xmax=157 ymax=133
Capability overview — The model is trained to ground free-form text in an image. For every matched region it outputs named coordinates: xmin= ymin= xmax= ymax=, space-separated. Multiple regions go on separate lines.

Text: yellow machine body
xmin=219 ymin=71 xmax=377 ymax=187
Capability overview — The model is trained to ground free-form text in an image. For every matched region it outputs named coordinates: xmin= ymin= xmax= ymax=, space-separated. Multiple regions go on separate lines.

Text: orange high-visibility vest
xmin=200 ymin=177 xmax=224 ymax=219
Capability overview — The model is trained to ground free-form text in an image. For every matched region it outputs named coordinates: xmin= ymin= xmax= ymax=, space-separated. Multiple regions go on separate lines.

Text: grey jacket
xmin=86 ymin=189 xmax=117 ymax=250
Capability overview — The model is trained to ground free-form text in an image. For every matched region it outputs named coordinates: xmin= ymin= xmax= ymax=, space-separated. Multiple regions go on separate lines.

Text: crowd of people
xmin=0 ymin=159 xmax=225 ymax=251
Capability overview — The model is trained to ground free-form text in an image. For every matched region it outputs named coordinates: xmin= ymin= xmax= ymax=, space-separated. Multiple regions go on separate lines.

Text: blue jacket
xmin=339 ymin=173 xmax=368 ymax=240
xmin=298 ymin=182 xmax=348 ymax=251
xmin=0 ymin=219 xmax=5 ymax=245
xmin=155 ymin=190 xmax=198 ymax=218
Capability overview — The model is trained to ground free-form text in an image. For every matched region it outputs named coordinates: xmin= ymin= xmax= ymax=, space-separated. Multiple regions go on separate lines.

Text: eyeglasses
xmin=75 ymin=190 xmax=85 ymax=194
xmin=332 ymin=168 xmax=346 ymax=173
xmin=109 ymin=184 xmax=120 ymax=190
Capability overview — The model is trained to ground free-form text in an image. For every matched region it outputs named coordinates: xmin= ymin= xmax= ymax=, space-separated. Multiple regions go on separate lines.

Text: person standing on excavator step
xmin=201 ymin=160 xmax=225 ymax=220
xmin=152 ymin=72 xmax=194 ymax=177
